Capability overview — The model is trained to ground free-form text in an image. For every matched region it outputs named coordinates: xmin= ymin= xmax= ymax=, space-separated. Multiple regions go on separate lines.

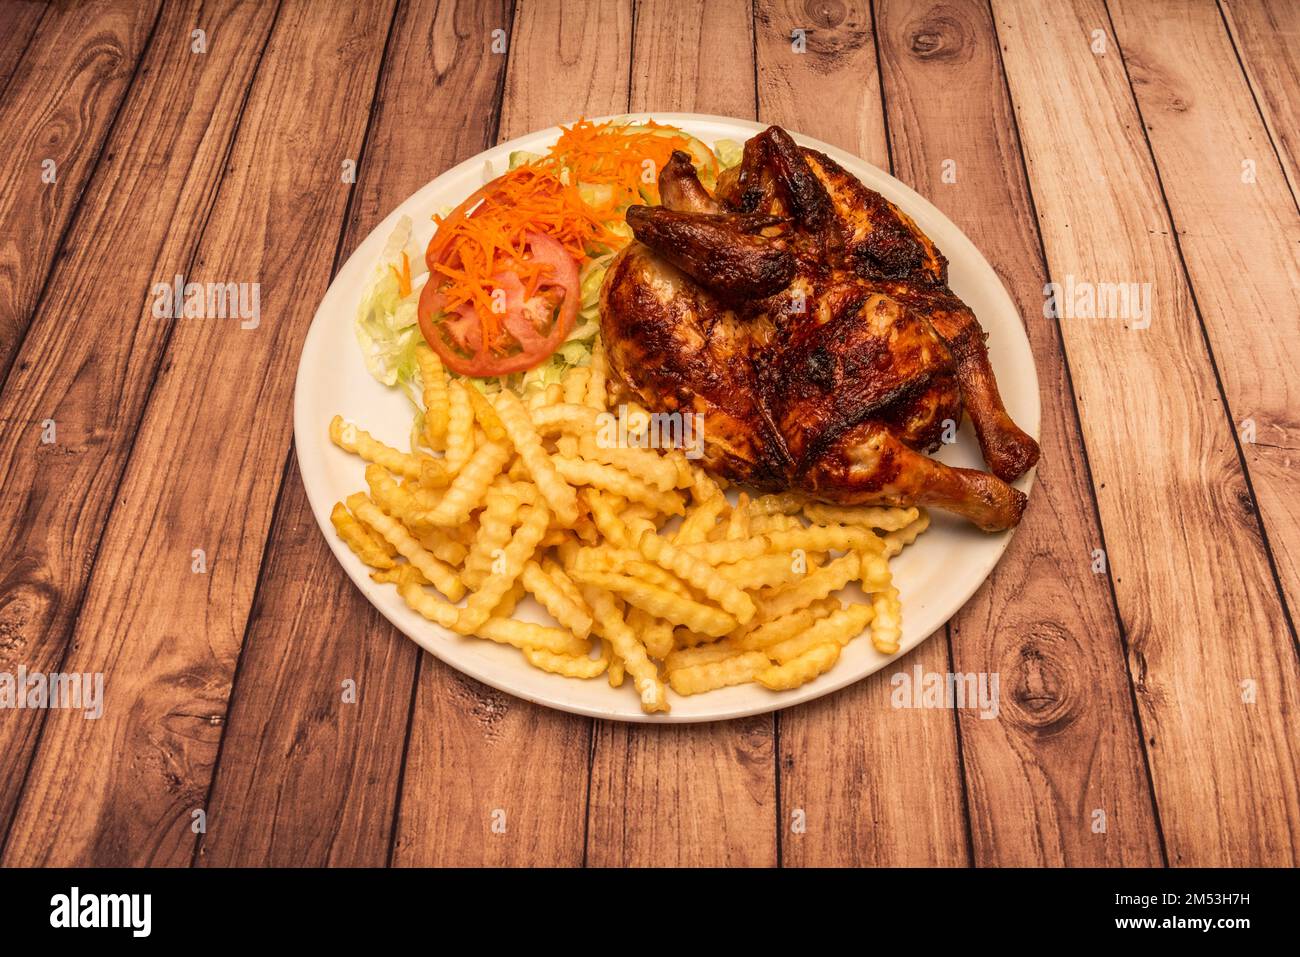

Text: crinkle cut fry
xmin=399 ymin=581 xmax=586 ymax=655
xmin=552 ymin=456 xmax=684 ymax=515
xmin=581 ymin=582 xmax=667 ymax=712
xmin=330 ymin=501 xmax=395 ymax=568
xmin=756 ymin=642 xmax=841 ymax=690
xmin=883 ymin=510 xmax=931 ymax=557
xmin=802 ymin=502 xmax=918 ymax=531
xmin=416 ymin=440 xmax=510 ymax=526
xmin=461 ymin=490 xmax=520 ymax=589
xmin=417 ymin=345 xmax=450 ymax=450
xmin=522 ymin=560 xmax=594 ymax=640
xmin=576 ymin=432 xmax=678 ymax=492
xmin=444 ymin=380 xmax=475 ymax=473
xmin=636 ymin=527 xmax=756 ymax=623
xmin=330 ymin=415 xmax=427 ymax=480
xmin=871 ymin=587 xmax=903 ymax=654
xmin=570 ymin=569 xmax=737 ymax=637
xmin=716 ymin=552 xmax=803 ymax=590
xmin=668 ymin=652 xmax=769 ymax=696
xmin=365 ymin=464 xmax=426 ymax=530
xmin=454 ymin=502 xmax=552 ymax=635
xmin=524 ymin=645 xmax=608 ymax=678
xmin=349 ymin=495 xmax=465 ymax=601
xmin=730 ymin=598 xmax=840 ymax=652
xmin=759 ymin=552 xmax=861 ymax=620
xmin=765 ymin=604 xmax=874 ymax=663
xmin=494 ymin=387 xmax=581 ymax=525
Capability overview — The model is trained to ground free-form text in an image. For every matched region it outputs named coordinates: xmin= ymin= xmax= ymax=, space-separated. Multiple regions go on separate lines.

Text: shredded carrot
xmin=423 ymin=118 xmax=717 ymax=354
xmin=390 ymin=251 xmax=412 ymax=299
xmin=426 ymin=167 xmax=615 ymax=348
xmin=540 ymin=118 xmax=717 ymax=210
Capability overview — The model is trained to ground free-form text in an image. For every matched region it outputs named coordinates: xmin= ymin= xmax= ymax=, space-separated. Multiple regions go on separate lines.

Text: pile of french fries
xmin=328 ymin=341 xmax=929 ymax=714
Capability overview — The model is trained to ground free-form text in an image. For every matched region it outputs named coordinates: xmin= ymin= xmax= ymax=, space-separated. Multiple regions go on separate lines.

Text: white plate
xmin=293 ymin=113 xmax=1040 ymax=723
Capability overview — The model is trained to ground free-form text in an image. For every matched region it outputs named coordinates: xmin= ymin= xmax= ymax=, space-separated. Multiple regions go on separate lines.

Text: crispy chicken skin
xmin=623 ymin=206 xmax=795 ymax=299
xmin=599 ymin=127 xmax=1040 ymax=531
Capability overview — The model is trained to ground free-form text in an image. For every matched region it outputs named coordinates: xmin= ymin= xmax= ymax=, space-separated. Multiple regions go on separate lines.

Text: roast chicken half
xmin=598 ymin=126 xmax=1040 ymax=531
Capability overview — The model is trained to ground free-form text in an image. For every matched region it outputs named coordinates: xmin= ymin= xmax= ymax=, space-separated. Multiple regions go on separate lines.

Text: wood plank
xmin=1111 ymin=0 xmax=1300 ymax=624
xmin=0 ymin=0 xmax=278 ymax=852
xmin=755 ymin=0 xmax=969 ymax=866
xmin=754 ymin=0 xmax=887 ymax=167
xmin=874 ymin=0 xmax=1162 ymax=865
xmin=1220 ymin=0 xmax=1300 ymax=204
xmin=0 ymin=2 xmax=46 ymax=98
xmin=497 ymin=0 xmax=631 ymax=129
xmin=195 ymin=461 xmax=419 ymax=866
xmin=0 ymin=0 xmax=160 ymax=381
xmin=389 ymin=0 xmax=632 ymax=868
xmin=589 ymin=717 xmax=776 ymax=866
xmin=196 ymin=0 xmax=513 ymax=868
xmin=584 ymin=0 xmax=777 ymax=869
xmin=992 ymin=0 xmax=1300 ymax=866
xmin=1 ymin=0 xmax=395 ymax=867
xmin=629 ymin=0 xmax=754 ymax=118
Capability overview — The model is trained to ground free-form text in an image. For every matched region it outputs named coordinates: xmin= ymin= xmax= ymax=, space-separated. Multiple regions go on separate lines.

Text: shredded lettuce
xmin=579 ymin=254 xmax=610 ymax=315
xmin=714 ymin=138 xmax=743 ymax=171
xmin=556 ymin=339 xmax=591 ymax=365
xmin=354 ymin=215 xmax=428 ymax=406
xmin=577 ymin=181 xmax=615 ymax=209
xmin=509 ymin=150 xmax=544 ymax=170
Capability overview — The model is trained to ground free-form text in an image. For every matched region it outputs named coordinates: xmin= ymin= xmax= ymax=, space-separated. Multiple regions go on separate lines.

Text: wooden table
xmin=0 ymin=0 xmax=1296 ymax=868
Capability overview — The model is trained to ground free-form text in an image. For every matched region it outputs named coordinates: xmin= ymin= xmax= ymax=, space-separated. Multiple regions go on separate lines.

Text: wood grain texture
xmin=1110 ymin=0 xmax=1300 ymax=626
xmin=1 ymin=0 xmax=395 ymax=867
xmin=498 ymin=0 xmax=631 ymax=131
xmin=0 ymin=0 xmax=159 ymax=380
xmin=779 ymin=664 xmax=970 ymax=865
xmin=874 ymin=0 xmax=1161 ymax=866
xmin=0 ymin=0 xmax=277 ymax=852
xmin=993 ymin=0 xmax=1300 ymax=866
xmin=589 ymin=718 xmax=776 ymax=866
xmin=1220 ymin=0 xmax=1300 ymax=205
xmin=0 ymin=2 xmax=46 ymax=98
xmin=196 ymin=0 xmax=513 ymax=870
xmin=195 ymin=460 xmax=420 ymax=866
xmin=584 ymin=0 xmax=777 ymax=869
xmin=754 ymin=0 xmax=969 ymax=867
xmin=630 ymin=0 xmax=754 ymax=118
xmin=388 ymin=0 xmax=632 ymax=868
xmin=754 ymin=0 xmax=887 ymax=168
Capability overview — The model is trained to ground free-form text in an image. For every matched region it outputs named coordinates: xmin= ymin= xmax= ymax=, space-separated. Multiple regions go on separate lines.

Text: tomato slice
xmin=419 ymin=231 xmax=579 ymax=377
